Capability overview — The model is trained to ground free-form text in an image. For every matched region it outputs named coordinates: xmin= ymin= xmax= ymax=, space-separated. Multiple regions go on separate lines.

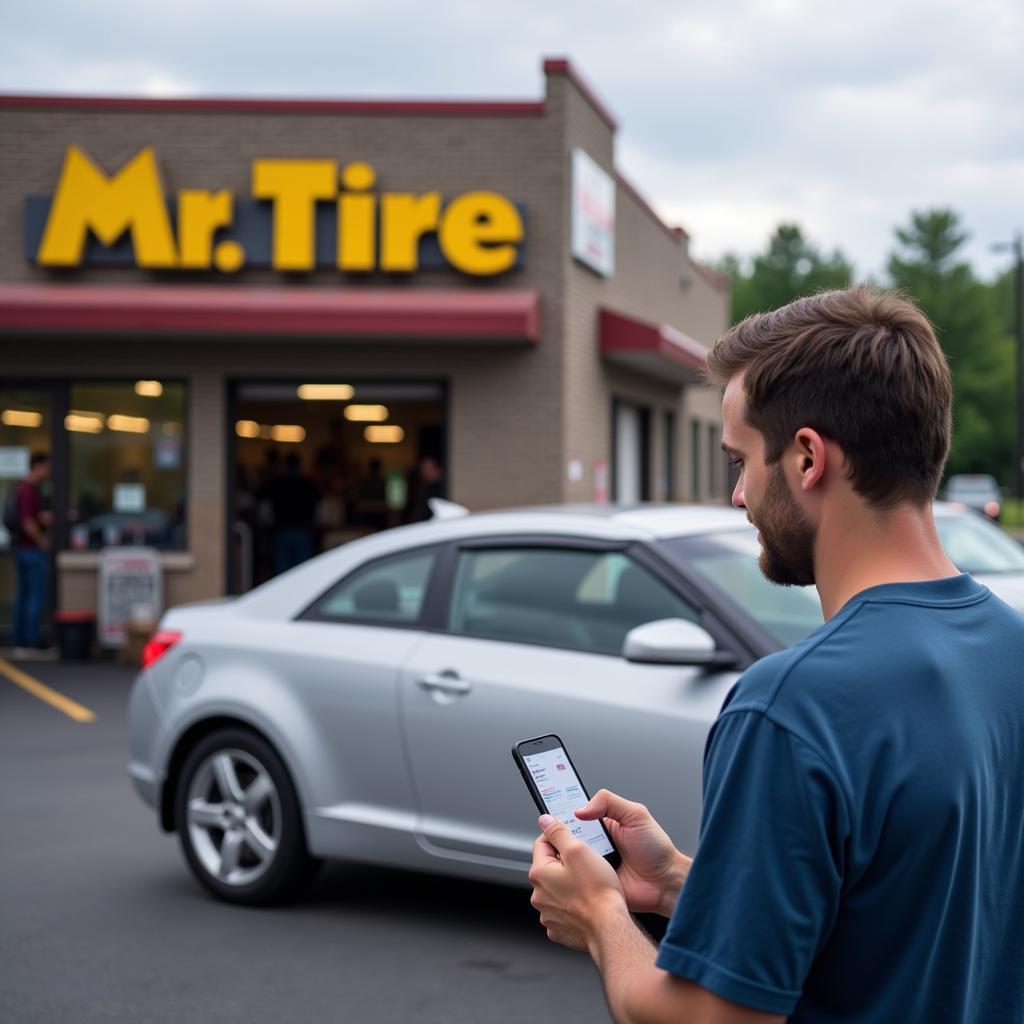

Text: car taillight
xmin=984 ymin=501 xmax=1000 ymax=518
xmin=141 ymin=630 xmax=182 ymax=669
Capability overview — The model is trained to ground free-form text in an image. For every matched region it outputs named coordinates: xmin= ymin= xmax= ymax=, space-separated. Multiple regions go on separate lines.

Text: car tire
xmin=175 ymin=727 xmax=319 ymax=905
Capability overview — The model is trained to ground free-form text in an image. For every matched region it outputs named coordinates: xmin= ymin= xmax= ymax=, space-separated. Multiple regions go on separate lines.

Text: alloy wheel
xmin=185 ymin=747 xmax=281 ymax=887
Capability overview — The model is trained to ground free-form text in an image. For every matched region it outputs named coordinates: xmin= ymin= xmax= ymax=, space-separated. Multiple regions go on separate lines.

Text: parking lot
xmin=0 ymin=658 xmax=613 ymax=1024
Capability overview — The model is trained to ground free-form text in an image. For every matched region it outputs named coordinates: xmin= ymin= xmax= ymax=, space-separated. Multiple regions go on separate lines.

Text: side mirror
xmin=622 ymin=618 xmax=719 ymax=666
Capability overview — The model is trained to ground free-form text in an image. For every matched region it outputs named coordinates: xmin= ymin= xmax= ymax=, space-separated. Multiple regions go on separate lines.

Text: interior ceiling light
xmin=271 ymin=424 xmax=306 ymax=443
xmin=235 ymin=420 xmax=261 ymax=438
xmin=343 ymin=404 xmax=388 ymax=422
xmin=364 ymin=425 xmax=405 ymax=444
xmin=135 ymin=380 xmax=164 ymax=397
xmin=65 ymin=411 xmax=105 ymax=433
xmin=107 ymin=414 xmax=150 ymax=434
xmin=297 ymin=384 xmax=354 ymax=401
xmin=1 ymin=409 xmax=43 ymax=428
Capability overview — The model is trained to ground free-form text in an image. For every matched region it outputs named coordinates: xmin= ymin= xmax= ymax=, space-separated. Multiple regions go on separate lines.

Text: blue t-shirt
xmin=656 ymin=573 xmax=1024 ymax=1021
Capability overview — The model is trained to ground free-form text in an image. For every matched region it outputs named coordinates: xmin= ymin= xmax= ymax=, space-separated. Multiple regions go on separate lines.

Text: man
xmin=529 ymin=286 xmax=1024 ymax=1022
xmin=11 ymin=452 xmax=53 ymax=657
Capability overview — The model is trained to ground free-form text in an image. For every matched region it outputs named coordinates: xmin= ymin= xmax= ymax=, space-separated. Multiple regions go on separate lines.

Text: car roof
xmin=235 ymin=503 xmax=750 ymax=618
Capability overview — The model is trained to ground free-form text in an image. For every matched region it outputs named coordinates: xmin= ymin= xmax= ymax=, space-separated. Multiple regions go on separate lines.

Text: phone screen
xmin=521 ymin=743 xmax=615 ymax=858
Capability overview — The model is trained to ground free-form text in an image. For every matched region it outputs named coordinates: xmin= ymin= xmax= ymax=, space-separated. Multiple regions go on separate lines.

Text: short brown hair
xmin=706 ymin=285 xmax=952 ymax=508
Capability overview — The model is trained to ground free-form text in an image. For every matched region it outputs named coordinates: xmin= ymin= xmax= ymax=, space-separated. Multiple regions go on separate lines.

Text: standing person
xmin=528 ymin=286 xmax=1024 ymax=1022
xmin=269 ymin=452 xmax=320 ymax=574
xmin=10 ymin=452 xmax=53 ymax=658
xmin=403 ymin=455 xmax=446 ymax=523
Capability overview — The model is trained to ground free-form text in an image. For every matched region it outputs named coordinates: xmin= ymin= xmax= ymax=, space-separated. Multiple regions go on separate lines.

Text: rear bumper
xmin=126 ymin=670 xmax=166 ymax=813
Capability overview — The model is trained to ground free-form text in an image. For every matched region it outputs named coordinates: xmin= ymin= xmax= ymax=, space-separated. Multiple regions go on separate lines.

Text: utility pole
xmin=993 ymin=232 xmax=1024 ymax=504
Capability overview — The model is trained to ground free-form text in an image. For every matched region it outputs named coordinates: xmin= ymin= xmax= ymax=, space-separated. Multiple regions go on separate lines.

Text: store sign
xmin=570 ymin=148 xmax=615 ymax=277
xmin=98 ymin=546 xmax=163 ymax=647
xmin=25 ymin=146 xmax=525 ymax=277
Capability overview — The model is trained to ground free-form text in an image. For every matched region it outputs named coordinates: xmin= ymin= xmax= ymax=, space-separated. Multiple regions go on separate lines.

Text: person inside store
xmin=10 ymin=452 xmax=55 ymax=658
xmin=527 ymin=286 xmax=1024 ymax=1022
xmin=403 ymin=454 xmax=445 ymax=523
xmin=354 ymin=457 xmax=388 ymax=530
xmin=268 ymin=451 xmax=321 ymax=575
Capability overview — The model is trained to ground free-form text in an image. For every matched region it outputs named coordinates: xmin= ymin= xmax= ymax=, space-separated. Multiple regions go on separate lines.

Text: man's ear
xmin=793 ymin=428 xmax=827 ymax=490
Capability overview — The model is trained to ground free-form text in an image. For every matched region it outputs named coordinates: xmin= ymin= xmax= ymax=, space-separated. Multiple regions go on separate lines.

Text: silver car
xmin=127 ymin=501 xmax=1024 ymax=905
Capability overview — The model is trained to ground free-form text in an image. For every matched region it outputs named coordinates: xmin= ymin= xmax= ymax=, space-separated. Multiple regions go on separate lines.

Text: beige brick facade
xmin=0 ymin=60 xmax=729 ymax=614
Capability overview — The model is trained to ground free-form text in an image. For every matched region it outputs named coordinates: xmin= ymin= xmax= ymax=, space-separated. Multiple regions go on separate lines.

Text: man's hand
xmin=575 ymin=789 xmax=691 ymax=917
xmin=529 ymin=814 xmax=627 ymax=951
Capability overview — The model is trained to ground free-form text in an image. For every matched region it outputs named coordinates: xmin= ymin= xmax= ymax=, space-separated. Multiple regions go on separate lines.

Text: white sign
xmin=99 ymin=547 xmax=163 ymax=646
xmin=571 ymin=148 xmax=615 ymax=277
xmin=0 ymin=447 xmax=29 ymax=480
xmin=113 ymin=483 xmax=146 ymax=513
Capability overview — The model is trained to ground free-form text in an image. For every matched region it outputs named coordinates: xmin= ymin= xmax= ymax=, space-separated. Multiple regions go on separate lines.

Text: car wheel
xmin=175 ymin=727 xmax=318 ymax=905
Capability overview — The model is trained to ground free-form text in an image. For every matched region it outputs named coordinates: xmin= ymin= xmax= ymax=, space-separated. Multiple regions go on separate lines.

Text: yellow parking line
xmin=0 ymin=658 xmax=96 ymax=723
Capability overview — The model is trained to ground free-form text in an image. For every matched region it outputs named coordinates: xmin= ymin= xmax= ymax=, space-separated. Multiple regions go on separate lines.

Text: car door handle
xmin=415 ymin=671 xmax=472 ymax=697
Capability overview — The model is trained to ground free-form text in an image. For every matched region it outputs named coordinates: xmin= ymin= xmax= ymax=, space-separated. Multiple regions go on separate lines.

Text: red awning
xmin=0 ymin=284 xmax=540 ymax=342
xmin=599 ymin=307 xmax=708 ymax=384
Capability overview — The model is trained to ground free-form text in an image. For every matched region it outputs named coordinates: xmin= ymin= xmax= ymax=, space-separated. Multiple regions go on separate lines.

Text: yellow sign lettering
xmin=178 ymin=190 xmax=239 ymax=270
xmin=439 ymin=191 xmax=524 ymax=276
xmin=252 ymin=159 xmax=336 ymax=271
xmin=337 ymin=162 xmax=377 ymax=272
xmin=37 ymin=146 xmax=178 ymax=268
xmin=380 ymin=193 xmax=441 ymax=272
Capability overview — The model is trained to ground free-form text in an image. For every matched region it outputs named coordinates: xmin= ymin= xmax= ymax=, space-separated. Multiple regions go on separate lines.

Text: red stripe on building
xmin=0 ymin=284 xmax=541 ymax=341
xmin=0 ymin=94 xmax=545 ymax=117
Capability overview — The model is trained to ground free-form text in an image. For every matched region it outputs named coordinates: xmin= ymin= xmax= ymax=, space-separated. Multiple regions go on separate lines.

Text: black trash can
xmin=54 ymin=610 xmax=95 ymax=661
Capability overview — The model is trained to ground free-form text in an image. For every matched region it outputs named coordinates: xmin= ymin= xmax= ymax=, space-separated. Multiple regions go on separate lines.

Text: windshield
xmin=935 ymin=513 xmax=1024 ymax=575
xmin=659 ymin=530 xmax=824 ymax=649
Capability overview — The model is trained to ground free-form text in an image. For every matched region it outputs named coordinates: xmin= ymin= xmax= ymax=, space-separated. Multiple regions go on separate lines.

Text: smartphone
xmin=512 ymin=734 xmax=621 ymax=869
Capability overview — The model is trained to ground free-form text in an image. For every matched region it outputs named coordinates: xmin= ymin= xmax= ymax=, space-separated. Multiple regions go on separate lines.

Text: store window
xmin=67 ymin=381 xmax=187 ymax=550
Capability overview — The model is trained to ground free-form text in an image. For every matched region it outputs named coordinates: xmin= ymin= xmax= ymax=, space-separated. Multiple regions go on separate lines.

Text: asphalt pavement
xmin=0 ymin=657 xmax=615 ymax=1024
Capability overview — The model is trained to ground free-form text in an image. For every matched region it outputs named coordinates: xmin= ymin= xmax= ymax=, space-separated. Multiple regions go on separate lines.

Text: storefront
xmin=0 ymin=58 xmax=730 ymax=640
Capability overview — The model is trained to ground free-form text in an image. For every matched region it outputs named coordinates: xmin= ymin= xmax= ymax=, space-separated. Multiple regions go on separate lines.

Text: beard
xmin=752 ymin=464 xmax=817 ymax=586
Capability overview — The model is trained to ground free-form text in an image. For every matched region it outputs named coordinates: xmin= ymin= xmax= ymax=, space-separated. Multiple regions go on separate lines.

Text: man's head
xmin=709 ymin=285 xmax=952 ymax=585
xmin=29 ymin=452 xmax=50 ymax=482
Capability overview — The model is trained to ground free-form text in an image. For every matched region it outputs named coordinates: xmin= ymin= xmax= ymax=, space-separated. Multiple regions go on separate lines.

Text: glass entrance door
xmin=0 ymin=387 xmax=58 ymax=647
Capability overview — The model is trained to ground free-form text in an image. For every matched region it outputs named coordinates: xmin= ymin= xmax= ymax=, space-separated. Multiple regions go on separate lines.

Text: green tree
xmin=886 ymin=210 xmax=1015 ymax=486
xmin=719 ymin=224 xmax=854 ymax=325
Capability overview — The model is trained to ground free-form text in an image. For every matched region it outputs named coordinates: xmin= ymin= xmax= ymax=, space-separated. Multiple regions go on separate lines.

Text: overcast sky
xmin=3 ymin=0 xmax=1020 ymax=279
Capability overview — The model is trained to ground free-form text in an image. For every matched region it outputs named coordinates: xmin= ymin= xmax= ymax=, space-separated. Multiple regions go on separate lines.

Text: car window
xmin=448 ymin=547 xmax=698 ymax=656
xmin=309 ymin=550 xmax=436 ymax=624
xmin=659 ymin=531 xmax=824 ymax=648
xmin=935 ymin=514 xmax=1024 ymax=574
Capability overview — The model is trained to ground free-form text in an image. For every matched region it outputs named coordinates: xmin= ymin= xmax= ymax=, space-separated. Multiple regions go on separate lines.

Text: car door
xmin=399 ymin=538 xmax=738 ymax=872
xmin=286 ymin=544 xmax=443 ymax=859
